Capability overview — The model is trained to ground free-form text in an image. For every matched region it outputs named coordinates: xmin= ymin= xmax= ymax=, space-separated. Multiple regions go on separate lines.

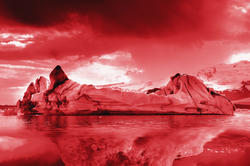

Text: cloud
xmin=0 ymin=32 xmax=34 ymax=48
xmin=227 ymin=52 xmax=250 ymax=63
xmin=1 ymin=0 xmax=250 ymax=104
xmin=0 ymin=33 xmax=34 ymax=39
xmin=0 ymin=64 xmax=49 ymax=70
xmin=0 ymin=0 xmax=249 ymax=63
xmin=69 ymin=51 xmax=143 ymax=85
xmin=0 ymin=40 xmax=33 ymax=48
xmin=0 ymin=0 xmax=244 ymax=40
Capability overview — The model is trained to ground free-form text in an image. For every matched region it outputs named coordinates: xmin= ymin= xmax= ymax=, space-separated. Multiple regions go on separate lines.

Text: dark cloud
xmin=0 ymin=0 xmax=234 ymax=38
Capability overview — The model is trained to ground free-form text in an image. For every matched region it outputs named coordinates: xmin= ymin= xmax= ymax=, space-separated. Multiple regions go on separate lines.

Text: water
xmin=0 ymin=110 xmax=250 ymax=166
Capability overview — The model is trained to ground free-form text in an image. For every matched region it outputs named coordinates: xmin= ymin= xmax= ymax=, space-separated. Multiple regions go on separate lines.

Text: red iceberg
xmin=17 ymin=66 xmax=234 ymax=115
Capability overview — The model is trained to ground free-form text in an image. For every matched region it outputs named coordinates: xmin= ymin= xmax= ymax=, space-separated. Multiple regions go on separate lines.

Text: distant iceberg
xmin=17 ymin=65 xmax=234 ymax=115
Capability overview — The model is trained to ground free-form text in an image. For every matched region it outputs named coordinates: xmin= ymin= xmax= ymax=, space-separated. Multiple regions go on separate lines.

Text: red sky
xmin=0 ymin=0 xmax=250 ymax=104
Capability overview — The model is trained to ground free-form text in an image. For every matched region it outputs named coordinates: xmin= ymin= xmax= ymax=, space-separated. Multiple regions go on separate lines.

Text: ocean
xmin=0 ymin=110 xmax=249 ymax=166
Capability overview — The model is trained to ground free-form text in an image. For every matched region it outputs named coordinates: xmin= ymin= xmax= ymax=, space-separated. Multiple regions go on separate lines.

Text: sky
xmin=0 ymin=0 xmax=250 ymax=104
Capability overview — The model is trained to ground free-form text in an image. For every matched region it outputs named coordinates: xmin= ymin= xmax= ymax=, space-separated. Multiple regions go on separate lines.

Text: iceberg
xmin=17 ymin=66 xmax=234 ymax=115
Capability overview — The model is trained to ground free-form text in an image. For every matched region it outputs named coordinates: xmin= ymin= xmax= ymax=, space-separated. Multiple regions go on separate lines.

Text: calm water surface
xmin=0 ymin=110 xmax=250 ymax=166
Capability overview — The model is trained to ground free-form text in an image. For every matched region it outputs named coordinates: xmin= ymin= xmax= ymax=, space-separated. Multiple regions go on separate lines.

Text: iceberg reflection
xmin=0 ymin=112 xmax=249 ymax=166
